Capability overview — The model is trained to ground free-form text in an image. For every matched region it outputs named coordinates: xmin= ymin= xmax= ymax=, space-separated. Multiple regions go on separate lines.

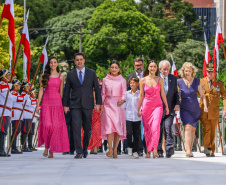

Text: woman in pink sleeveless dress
xmin=37 ymin=57 xmax=69 ymax=158
xmin=138 ymin=60 xmax=169 ymax=158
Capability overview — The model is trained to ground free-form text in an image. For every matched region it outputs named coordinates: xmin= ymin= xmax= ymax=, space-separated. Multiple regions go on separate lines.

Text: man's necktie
xmin=79 ymin=71 xmax=83 ymax=85
xmin=210 ymin=80 xmax=213 ymax=88
xmin=138 ymin=73 xmax=141 ymax=79
xmin=164 ymin=78 xmax=168 ymax=94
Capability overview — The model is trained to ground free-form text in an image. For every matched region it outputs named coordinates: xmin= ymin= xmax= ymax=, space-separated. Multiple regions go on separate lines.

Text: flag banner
xmin=1 ymin=0 xmax=15 ymax=74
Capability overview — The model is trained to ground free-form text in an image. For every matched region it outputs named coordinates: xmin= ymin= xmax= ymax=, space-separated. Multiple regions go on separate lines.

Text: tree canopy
xmin=81 ymin=0 xmax=165 ymax=64
xmin=139 ymin=0 xmax=203 ymax=51
xmin=0 ymin=4 xmax=24 ymax=79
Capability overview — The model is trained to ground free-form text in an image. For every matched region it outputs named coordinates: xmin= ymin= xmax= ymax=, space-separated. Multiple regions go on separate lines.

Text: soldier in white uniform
xmin=0 ymin=69 xmax=13 ymax=157
xmin=28 ymin=88 xmax=38 ymax=151
xmin=11 ymin=79 xmax=25 ymax=154
xmin=20 ymin=80 xmax=36 ymax=152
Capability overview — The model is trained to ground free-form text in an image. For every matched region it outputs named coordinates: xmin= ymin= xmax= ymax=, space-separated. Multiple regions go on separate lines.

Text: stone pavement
xmin=0 ymin=148 xmax=226 ymax=185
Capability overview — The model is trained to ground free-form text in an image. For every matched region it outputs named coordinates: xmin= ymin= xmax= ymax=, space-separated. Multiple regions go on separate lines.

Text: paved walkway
xmin=0 ymin=148 xmax=226 ymax=185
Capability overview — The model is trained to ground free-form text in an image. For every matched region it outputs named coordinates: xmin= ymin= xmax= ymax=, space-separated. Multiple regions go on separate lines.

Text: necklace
xmin=184 ymin=78 xmax=193 ymax=86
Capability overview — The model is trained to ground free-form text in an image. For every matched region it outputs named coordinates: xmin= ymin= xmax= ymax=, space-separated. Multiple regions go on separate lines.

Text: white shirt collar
xmin=160 ymin=73 xmax=168 ymax=79
xmin=76 ymin=67 xmax=85 ymax=73
xmin=136 ymin=71 xmax=143 ymax=77
xmin=129 ymin=89 xmax=140 ymax=94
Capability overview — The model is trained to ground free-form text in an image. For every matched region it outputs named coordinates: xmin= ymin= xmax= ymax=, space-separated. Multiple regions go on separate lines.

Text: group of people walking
xmin=1 ymin=53 xmax=225 ymax=159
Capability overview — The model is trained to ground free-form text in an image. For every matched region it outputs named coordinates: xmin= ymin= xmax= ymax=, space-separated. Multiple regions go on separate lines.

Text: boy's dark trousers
xmin=126 ymin=120 xmax=141 ymax=153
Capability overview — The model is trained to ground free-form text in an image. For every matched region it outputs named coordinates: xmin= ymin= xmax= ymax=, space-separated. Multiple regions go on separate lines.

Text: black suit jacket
xmin=126 ymin=72 xmax=139 ymax=90
xmin=62 ymin=67 xmax=102 ymax=110
xmin=162 ymin=74 xmax=180 ymax=116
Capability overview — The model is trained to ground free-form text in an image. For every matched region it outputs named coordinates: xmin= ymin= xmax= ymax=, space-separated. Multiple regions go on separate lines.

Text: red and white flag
xmin=20 ymin=16 xmax=31 ymax=81
xmin=39 ymin=36 xmax=49 ymax=73
xmin=203 ymin=33 xmax=211 ymax=77
xmin=1 ymin=0 xmax=15 ymax=74
xmin=171 ymin=55 xmax=178 ymax=77
xmin=214 ymin=22 xmax=224 ymax=77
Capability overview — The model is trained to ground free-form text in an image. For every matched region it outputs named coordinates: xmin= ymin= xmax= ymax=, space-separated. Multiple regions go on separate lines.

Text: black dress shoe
xmin=31 ymin=147 xmax=38 ymax=151
xmin=0 ymin=151 xmax=11 ymax=157
xmin=62 ymin=152 xmax=70 ymax=155
xmin=138 ymin=152 xmax=143 ymax=157
xmin=204 ymin=148 xmax=210 ymax=155
xmin=124 ymin=148 xmax=128 ymax=154
xmin=158 ymin=153 xmax=164 ymax=158
xmin=210 ymin=153 xmax=215 ymax=157
xmin=11 ymin=148 xmax=21 ymax=154
xmin=70 ymin=151 xmax=74 ymax=155
xmin=166 ymin=149 xmax=174 ymax=157
xmin=117 ymin=151 xmax=121 ymax=155
xmin=23 ymin=147 xmax=32 ymax=152
xmin=83 ymin=151 xmax=88 ymax=158
xmin=175 ymin=147 xmax=182 ymax=151
xmin=166 ymin=154 xmax=172 ymax=158
xmin=206 ymin=153 xmax=211 ymax=157
xmin=192 ymin=148 xmax=197 ymax=152
xmin=74 ymin=153 xmax=83 ymax=159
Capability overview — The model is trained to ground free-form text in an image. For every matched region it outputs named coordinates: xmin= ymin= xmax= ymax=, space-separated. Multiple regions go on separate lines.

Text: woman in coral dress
xmin=101 ymin=60 xmax=127 ymax=158
xmin=138 ymin=60 xmax=169 ymax=158
xmin=37 ymin=57 xmax=69 ymax=158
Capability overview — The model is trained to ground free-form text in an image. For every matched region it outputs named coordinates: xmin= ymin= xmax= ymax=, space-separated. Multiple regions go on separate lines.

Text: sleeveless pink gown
xmin=142 ymin=78 xmax=163 ymax=152
xmin=38 ymin=74 xmax=69 ymax=153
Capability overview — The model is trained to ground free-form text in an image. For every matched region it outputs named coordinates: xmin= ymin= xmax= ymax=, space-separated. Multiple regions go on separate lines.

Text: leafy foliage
xmin=13 ymin=0 xmax=105 ymax=29
xmin=45 ymin=8 xmax=95 ymax=61
xmin=81 ymin=0 xmax=165 ymax=65
xmin=139 ymin=0 xmax=203 ymax=51
xmin=0 ymin=4 xmax=24 ymax=80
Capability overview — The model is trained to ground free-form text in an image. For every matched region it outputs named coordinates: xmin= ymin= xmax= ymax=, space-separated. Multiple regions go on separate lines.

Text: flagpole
xmin=0 ymin=17 xmax=3 ymax=29
xmin=20 ymin=106 xmax=37 ymax=154
xmin=221 ymin=43 xmax=226 ymax=64
xmin=23 ymin=0 xmax=26 ymax=79
xmin=31 ymin=36 xmax=49 ymax=86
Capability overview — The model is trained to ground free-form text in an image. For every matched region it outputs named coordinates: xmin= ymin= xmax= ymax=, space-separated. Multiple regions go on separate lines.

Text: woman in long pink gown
xmin=138 ymin=60 xmax=169 ymax=158
xmin=101 ymin=60 xmax=127 ymax=158
xmin=37 ymin=57 xmax=69 ymax=158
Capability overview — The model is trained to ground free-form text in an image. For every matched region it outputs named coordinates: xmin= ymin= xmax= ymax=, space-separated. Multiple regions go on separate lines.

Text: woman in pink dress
xmin=101 ymin=60 xmax=127 ymax=158
xmin=138 ymin=60 xmax=169 ymax=158
xmin=37 ymin=57 xmax=69 ymax=158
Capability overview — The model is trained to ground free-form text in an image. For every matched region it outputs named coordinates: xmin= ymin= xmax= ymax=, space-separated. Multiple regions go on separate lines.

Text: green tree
xmin=81 ymin=0 xmax=165 ymax=65
xmin=168 ymin=38 xmax=226 ymax=79
xmin=139 ymin=0 xmax=203 ymax=51
xmin=0 ymin=4 xmax=24 ymax=80
xmin=13 ymin=0 xmax=104 ymax=29
xmin=45 ymin=7 xmax=95 ymax=63
xmin=167 ymin=39 xmax=205 ymax=78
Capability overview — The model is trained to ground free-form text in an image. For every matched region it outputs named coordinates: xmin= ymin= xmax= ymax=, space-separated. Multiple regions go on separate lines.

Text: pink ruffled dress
xmin=38 ymin=74 xmax=69 ymax=153
xmin=101 ymin=74 xmax=127 ymax=140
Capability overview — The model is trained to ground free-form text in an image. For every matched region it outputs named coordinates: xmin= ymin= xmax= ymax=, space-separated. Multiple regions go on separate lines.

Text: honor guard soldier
xmin=11 ymin=79 xmax=25 ymax=154
xmin=0 ymin=68 xmax=13 ymax=157
xmin=28 ymin=88 xmax=38 ymax=151
xmin=199 ymin=63 xmax=226 ymax=157
xmin=20 ymin=80 xmax=36 ymax=152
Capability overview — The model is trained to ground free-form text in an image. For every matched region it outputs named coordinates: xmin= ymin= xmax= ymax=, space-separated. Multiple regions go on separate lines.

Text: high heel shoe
xmin=113 ymin=151 xmax=118 ymax=158
xmin=145 ymin=152 xmax=151 ymax=158
xmin=186 ymin=154 xmax=193 ymax=158
xmin=43 ymin=153 xmax=48 ymax=157
xmin=106 ymin=151 xmax=112 ymax=157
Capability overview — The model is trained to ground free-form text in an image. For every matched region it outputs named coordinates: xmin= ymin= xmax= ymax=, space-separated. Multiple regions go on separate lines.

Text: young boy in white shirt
xmin=120 ymin=76 xmax=141 ymax=158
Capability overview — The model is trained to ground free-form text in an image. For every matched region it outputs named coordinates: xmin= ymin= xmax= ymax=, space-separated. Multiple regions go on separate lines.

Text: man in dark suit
xmin=126 ymin=58 xmax=145 ymax=156
xmin=126 ymin=58 xmax=144 ymax=90
xmin=63 ymin=53 xmax=102 ymax=159
xmin=158 ymin=60 xmax=180 ymax=158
